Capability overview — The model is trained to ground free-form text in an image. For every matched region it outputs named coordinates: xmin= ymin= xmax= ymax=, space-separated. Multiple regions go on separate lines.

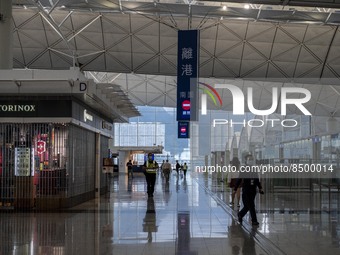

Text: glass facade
xmin=114 ymin=106 xmax=189 ymax=162
xmin=115 ymin=106 xmax=256 ymax=167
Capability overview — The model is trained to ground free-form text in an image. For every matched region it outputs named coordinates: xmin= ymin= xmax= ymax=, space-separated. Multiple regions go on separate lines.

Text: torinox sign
xmin=0 ymin=104 xmax=36 ymax=112
xmin=207 ymin=85 xmax=311 ymax=128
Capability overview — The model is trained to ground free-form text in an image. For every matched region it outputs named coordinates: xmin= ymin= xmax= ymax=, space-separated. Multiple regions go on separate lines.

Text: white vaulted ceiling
xmin=8 ymin=0 xmax=340 ymax=116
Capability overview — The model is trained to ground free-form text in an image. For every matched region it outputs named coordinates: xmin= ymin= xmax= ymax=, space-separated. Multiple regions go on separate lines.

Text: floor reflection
xmin=143 ymin=197 xmax=157 ymax=242
xmin=4 ymin=172 xmax=339 ymax=255
xmin=197 ymin=172 xmax=340 ymax=255
xmin=176 ymin=211 xmax=197 ymax=255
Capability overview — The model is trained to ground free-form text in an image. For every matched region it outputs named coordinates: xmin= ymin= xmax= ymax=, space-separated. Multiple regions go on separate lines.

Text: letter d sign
xmin=80 ymin=82 xmax=87 ymax=92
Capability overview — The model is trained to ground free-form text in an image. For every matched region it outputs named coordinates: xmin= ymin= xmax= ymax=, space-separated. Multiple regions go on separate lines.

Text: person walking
xmin=126 ymin=159 xmax=133 ymax=178
xmin=162 ymin=159 xmax=171 ymax=182
xmin=175 ymin=160 xmax=181 ymax=176
xmin=234 ymin=155 xmax=264 ymax=226
xmin=228 ymin=157 xmax=241 ymax=208
xmin=143 ymin=152 xmax=159 ymax=197
xmin=160 ymin=160 xmax=165 ymax=174
xmin=182 ymin=162 xmax=188 ymax=178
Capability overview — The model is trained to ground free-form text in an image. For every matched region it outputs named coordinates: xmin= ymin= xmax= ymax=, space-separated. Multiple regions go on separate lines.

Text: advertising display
xmin=14 ymin=148 xmax=31 ymax=177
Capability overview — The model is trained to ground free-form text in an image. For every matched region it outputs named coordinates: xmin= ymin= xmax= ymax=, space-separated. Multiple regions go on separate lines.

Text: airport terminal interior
xmin=1 ymin=0 xmax=340 ymax=254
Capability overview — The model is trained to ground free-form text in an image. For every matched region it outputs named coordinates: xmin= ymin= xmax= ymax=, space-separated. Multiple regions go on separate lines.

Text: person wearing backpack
xmin=182 ymin=162 xmax=188 ymax=178
xmin=162 ymin=160 xmax=171 ymax=182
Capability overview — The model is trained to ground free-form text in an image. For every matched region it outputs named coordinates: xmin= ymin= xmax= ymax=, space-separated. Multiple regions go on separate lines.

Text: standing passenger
xmin=143 ymin=153 xmax=158 ymax=197
xmin=126 ymin=160 xmax=133 ymax=178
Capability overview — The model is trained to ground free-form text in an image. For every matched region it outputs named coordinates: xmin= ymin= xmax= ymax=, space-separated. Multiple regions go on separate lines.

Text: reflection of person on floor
xmin=232 ymin=245 xmax=241 ymax=255
xmin=241 ymin=228 xmax=256 ymax=255
xmin=182 ymin=178 xmax=187 ymax=192
xmin=143 ymin=197 xmax=157 ymax=242
xmin=127 ymin=177 xmax=132 ymax=192
xmin=163 ymin=181 xmax=171 ymax=205
xmin=235 ymin=155 xmax=264 ymax=226
xmin=228 ymin=220 xmax=242 ymax=255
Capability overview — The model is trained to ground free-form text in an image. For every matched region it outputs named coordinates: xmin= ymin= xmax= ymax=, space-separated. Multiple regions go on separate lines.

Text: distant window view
xmin=114 ymin=106 xmax=189 ymax=164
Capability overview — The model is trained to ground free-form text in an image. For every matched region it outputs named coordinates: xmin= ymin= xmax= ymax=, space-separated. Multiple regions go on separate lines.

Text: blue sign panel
xmin=178 ymin=121 xmax=190 ymax=139
xmin=177 ymin=30 xmax=199 ymax=121
xmin=312 ymin=136 xmax=321 ymax=143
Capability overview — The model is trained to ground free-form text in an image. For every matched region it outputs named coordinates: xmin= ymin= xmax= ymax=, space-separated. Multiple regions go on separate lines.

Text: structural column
xmin=95 ymin=133 xmax=101 ymax=199
xmin=0 ymin=0 xmax=13 ymax=69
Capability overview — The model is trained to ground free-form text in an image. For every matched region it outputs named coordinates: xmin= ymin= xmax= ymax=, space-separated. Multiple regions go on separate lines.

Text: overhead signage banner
xmin=177 ymin=30 xmax=199 ymax=121
xmin=178 ymin=121 xmax=190 ymax=139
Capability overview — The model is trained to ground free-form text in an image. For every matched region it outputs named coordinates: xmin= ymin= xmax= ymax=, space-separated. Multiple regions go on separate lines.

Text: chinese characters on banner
xmin=177 ymin=30 xmax=199 ymax=124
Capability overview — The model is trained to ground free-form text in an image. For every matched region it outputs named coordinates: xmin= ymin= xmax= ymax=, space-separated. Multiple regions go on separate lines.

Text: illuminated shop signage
xmin=84 ymin=109 xmax=93 ymax=122
xmin=102 ymin=121 xmax=112 ymax=131
xmin=36 ymin=140 xmax=46 ymax=154
xmin=0 ymin=100 xmax=72 ymax=117
xmin=0 ymin=105 xmax=36 ymax=112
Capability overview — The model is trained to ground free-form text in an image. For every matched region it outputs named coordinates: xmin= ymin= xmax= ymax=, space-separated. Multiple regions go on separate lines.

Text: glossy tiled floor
xmin=1 ymin=171 xmax=340 ymax=255
xmin=204 ymin=173 xmax=340 ymax=255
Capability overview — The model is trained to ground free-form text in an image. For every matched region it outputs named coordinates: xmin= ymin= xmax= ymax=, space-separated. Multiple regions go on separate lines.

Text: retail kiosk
xmin=0 ymin=68 xmax=139 ymax=210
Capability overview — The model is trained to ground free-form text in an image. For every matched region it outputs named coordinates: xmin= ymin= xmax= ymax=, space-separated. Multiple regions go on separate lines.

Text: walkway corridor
xmin=1 ymin=171 xmax=339 ymax=255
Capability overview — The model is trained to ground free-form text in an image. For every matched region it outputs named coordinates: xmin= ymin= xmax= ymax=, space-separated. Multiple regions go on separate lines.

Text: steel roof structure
xmin=7 ymin=0 xmax=340 ymax=117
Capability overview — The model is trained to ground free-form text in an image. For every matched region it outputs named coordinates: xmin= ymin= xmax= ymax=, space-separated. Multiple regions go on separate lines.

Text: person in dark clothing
xmin=126 ymin=160 xmax=133 ymax=178
xmin=182 ymin=162 xmax=188 ymax=178
xmin=175 ymin=160 xmax=181 ymax=176
xmin=234 ymin=155 xmax=264 ymax=226
xmin=143 ymin=153 xmax=159 ymax=197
